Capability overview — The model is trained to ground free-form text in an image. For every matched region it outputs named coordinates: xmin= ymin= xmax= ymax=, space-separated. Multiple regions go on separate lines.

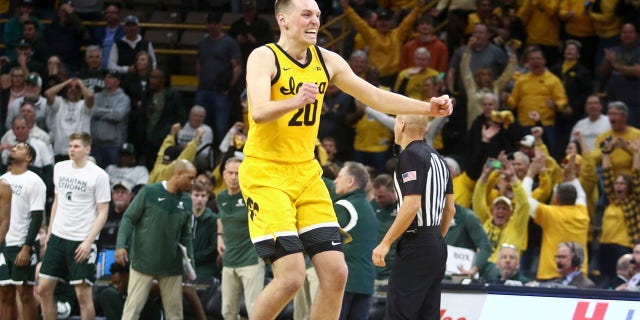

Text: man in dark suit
xmin=605 ymin=254 xmax=634 ymax=290
xmin=553 ymin=242 xmax=596 ymax=289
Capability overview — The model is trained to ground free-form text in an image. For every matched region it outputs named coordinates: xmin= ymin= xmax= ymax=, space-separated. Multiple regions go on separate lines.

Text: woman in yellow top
xmin=598 ymin=137 xmax=640 ymax=283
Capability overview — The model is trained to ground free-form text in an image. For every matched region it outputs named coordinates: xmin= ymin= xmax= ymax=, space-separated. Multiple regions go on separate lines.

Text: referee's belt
xmin=405 ymin=225 xmax=440 ymax=234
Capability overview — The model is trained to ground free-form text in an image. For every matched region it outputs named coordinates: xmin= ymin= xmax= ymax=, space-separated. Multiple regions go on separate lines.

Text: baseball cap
xmin=20 ymin=0 xmax=34 ymax=6
xmin=206 ymin=11 xmax=222 ymax=23
xmin=25 ymin=74 xmax=42 ymax=87
xmin=123 ymin=15 xmax=139 ymax=25
xmin=565 ymin=39 xmax=582 ymax=50
xmin=376 ymin=7 xmax=393 ymax=20
xmin=492 ymin=196 xmax=513 ymax=211
xmin=163 ymin=145 xmax=181 ymax=162
xmin=104 ymin=69 xmax=122 ymax=81
xmin=520 ymin=135 xmax=535 ymax=148
xmin=119 ymin=142 xmax=135 ymax=154
xmin=17 ymin=39 xmax=31 ymax=48
xmin=113 ymin=181 xmax=133 ymax=192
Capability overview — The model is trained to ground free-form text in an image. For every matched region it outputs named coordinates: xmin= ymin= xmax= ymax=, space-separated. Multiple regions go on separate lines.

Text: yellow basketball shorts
xmin=239 ymin=157 xmax=341 ymax=260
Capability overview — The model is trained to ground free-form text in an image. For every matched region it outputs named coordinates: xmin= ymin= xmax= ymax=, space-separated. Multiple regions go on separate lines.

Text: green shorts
xmin=0 ymin=245 xmax=39 ymax=285
xmin=39 ymin=234 xmax=97 ymax=285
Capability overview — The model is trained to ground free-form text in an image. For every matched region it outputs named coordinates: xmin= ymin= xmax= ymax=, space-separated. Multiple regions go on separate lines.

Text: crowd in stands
xmin=0 ymin=0 xmax=639 ymax=318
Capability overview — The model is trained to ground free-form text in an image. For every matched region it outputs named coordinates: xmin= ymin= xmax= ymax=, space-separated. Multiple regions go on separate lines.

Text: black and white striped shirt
xmin=394 ymin=140 xmax=452 ymax=227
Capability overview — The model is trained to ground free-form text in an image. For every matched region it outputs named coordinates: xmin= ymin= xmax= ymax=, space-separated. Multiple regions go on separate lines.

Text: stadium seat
xmin=145 ymin=29 xmax=179 ymax=47
xmin=120 ymin=9 xmax=149 ymax=22
xmin=221 ymin=12 xmax=241 ymax=26
xmin=149 ymin=11 xmax=183 ymax=24
xmin=180 ymin=30 xmax=206 ymax=47
xmin=130 ymin=0 xmax=159 ymax=9
xmin=184 ymin=11 xmax=208 ymax=24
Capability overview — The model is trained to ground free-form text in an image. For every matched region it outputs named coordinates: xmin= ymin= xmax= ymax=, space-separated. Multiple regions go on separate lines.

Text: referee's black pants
xmin=385 ymin=226 xmax=446 ymax=320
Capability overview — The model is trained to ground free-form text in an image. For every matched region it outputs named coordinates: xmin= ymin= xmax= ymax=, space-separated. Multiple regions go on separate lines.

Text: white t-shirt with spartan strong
xmin=51 ymin=160 xmax=111 ymax=241
xmin=0 ymin=170 xmax=46 ymax=246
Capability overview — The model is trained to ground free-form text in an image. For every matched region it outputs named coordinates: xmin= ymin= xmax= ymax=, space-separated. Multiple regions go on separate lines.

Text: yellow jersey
xmin=244 ymin=43 xmax=330 ymax=163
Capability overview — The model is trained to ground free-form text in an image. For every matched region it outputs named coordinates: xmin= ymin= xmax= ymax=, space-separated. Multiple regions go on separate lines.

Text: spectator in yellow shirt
xmin=506 ymin=47 xmax=568 ymax=157
xmin=518 ymin=0 xmax=561 ymax=65
xmin=597 ymin=135 xmax=640 ymax=282
xmin=341 ymin=0 xmax=425 ymax=87
xmin=592 ymin=102 xmax=640 ymax=177
xmin=472 ymin=157 xmax=530 ymax=263
xmin=394 ymin=47 xmax=439 ymax=99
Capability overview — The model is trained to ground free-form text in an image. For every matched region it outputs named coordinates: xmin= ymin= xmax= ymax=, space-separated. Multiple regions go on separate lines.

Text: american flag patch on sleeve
xmin=402 ymin=171 xmax=417 ymax=183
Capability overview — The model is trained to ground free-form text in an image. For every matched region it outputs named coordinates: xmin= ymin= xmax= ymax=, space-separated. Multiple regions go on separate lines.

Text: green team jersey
xmin=370 ymin=199 xmax=397 ymax=280
xmin=116 ymin=183 xmax=194 ymax=276
xmin=217 ymin=190 xmax=259 ymax=268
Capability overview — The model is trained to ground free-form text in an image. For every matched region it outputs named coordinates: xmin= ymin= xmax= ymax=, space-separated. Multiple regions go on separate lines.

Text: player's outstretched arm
xmin=246 ymin=47 xmax=319 ymax=123
xmin=323 ymin=48 xmax=453 ymax=118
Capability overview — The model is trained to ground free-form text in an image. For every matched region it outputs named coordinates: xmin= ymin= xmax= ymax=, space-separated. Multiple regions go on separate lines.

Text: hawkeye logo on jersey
xmin=279 ymin=76 xmax=327 ymax=96
xmin=247 ymin=197 xmax=260 ymax=221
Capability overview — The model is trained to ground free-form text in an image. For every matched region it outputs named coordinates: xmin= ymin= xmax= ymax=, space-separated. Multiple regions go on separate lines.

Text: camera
xmin=599 ymin=135 xmax=613 ymax=149
xmin=487 ymin=159 xmax=502 ymax=169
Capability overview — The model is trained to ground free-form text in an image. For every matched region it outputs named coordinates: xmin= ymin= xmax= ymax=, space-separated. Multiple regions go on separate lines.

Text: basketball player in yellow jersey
xmin=241 ymin=0 xmax=452 ymax=319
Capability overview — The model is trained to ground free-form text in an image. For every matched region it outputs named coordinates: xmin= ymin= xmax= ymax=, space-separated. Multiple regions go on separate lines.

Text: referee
xmin=372 ymin=114 xmax=455 ymax=319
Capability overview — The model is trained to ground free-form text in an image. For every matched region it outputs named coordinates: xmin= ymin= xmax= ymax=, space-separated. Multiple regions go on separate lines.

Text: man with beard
xmin=0 ymin=142 xmax=46 ymax=319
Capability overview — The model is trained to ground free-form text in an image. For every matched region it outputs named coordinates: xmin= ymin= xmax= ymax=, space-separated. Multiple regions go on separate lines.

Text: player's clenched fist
xmin=429 ymin=94 xmax=453 ymax=117
xmin=296 ymin=83 xmax=319 ymax=106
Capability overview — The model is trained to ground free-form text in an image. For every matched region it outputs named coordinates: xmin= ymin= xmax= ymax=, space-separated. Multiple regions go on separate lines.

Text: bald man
xmin=373 ymin=114 xmax=454 ymax=319
xmin=116 ymin=159 xmax=196 ymax=319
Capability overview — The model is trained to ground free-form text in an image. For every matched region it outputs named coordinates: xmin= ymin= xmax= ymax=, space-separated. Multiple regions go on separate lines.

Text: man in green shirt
xmin=217 ymin=157 xmax=264 ymax=319
xmin=334 ymin=161 xmax=377 ymax=319
xmin=370 ymin=174 xmax=397 ymax=296
xmin=445 ymin=204 xmax=493 ymax=277
xmin=190 ymin=181 xmax=219 ymax=279
xmin=115 ymin=159 xmax=196 ymax=319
